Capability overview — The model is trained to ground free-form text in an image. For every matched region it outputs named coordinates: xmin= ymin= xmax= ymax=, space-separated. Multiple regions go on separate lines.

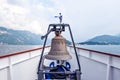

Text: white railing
xmin=0 ymin=47 xmax=50 ymax=80
xmin=0 ymin=46 xmax=120 ymax=80
xmin=68 ymin=46 xmax=120 ymax=80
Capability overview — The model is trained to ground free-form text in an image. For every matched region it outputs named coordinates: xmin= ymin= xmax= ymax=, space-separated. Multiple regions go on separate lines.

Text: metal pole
xmin=37 ymin=26 xmax=50 ymax=72
xmin=68 ymin=25 xmax=81 ymax=80
xmin=68 ymin=25 xmax=81 ymax=72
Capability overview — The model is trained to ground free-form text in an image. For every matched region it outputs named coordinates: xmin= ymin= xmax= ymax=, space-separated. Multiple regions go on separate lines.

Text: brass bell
xmin=45 ymin=31 xmax=72 ymax=60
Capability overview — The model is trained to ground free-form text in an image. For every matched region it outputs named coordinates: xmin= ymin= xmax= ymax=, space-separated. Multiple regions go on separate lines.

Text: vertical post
xmin=89 ymin=51 xmax=92 ymax=59
xmin=106 ymin=56 xmax=112 ymax=80
xmin=38 ymin=70 xmax=43 ymax=80
xmin=8 ymin=57 xmax=13 ymax=80
xmin=76 ymin=69 xmax=81 ymax=80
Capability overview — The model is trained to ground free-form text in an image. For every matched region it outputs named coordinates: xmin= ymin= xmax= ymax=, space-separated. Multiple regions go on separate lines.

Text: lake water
xmin=79 ymin=45 xmax=120 ymax=55
xmin=0 ymin=45 xmax=120 ymax=56
xmin=0 ymin=45 xmax=41 ymax=55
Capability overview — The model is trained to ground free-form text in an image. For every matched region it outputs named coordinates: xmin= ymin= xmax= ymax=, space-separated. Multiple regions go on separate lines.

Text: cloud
xmin=0 ymin=0 xmax=120 ymax=42
xmin=0 ymin=3 xmax=31 ymax=31
xmin=0 ymin=0 xmax=69 ymax=33
xmin=0 ymin=0 xmax=53 ymax=34
xmin=49 ymin=0 xmax=120 ymax=41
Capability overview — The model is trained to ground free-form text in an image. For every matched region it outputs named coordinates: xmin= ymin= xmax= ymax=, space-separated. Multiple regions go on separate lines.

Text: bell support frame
xmin=37 ymin=23 xmax=82 ymax=80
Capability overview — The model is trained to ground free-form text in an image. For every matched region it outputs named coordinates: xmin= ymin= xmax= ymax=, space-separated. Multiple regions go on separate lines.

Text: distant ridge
xmin=0 ymin=26 xmax=71 ymax=45
xmin=0 ymin=26 xmax=43 ymax=45
xmin=80 ymin=35 xmax=120 ymax=45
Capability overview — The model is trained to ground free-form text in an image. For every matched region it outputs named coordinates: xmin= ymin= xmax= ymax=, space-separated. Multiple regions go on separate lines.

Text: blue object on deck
xmin=66 ymin=62 xmax=71 ymax=69
xmin=45 ymin=62 xmax=71 ymax=79
xmin=49 ymin=62 xmax=55 ymax=67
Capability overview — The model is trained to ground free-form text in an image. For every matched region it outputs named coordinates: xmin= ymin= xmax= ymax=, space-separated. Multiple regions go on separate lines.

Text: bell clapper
xmin=56 ymin=60 xmax=65 ymax=65
xmin=55 ymin=31 xmax=61 ymax=36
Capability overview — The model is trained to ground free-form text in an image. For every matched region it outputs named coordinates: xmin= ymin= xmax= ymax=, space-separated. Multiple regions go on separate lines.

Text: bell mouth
xmin=45 ymin=54 xmax=72 ymax=60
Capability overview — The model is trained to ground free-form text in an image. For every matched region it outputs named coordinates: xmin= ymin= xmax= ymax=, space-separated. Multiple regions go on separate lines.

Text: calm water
xmin=79 ymin=45 xmax=120 ymax=55
xmin=0 ymin=45 xmax=120 ymax=56
xmin=0 ymin=45 xmax=41 ymax=55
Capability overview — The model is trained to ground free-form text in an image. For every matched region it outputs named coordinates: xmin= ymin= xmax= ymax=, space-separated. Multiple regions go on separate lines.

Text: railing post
xmin=89 ymin=51 xmax=92 ymax=59
xmin=8 ymin=57 xmax=13 ymax=80
xmin=106 ymin=56 xmax=112 ymax=80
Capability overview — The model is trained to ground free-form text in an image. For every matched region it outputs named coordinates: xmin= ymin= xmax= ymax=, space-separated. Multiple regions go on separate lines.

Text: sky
xmin=0 ymin=0 xmax=120 ymax=42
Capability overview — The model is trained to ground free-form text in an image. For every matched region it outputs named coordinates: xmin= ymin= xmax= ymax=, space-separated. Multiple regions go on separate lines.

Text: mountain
xmin=80 ymin=35 xmax=120 ymax=45
xmin=0 ymin=26 xmax=71 ymax=45
xmin=0 ymin=27 xmax=43 ymax=45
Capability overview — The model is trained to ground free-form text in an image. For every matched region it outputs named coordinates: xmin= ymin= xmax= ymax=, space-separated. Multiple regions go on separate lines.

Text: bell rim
xmin=45 ymin=54 xmax=72 ymax=60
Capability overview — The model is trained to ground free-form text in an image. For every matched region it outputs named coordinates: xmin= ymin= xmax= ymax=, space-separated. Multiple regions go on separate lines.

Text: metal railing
xmin=69 ymin=46 xmax=120 ymax=80
xmin=0 ymin=46 xmax=120 ymax=80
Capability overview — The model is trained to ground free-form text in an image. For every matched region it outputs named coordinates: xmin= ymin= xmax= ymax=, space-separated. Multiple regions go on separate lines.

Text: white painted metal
xmin=106 ymin=56 xmax=112 ymax=80
xmin=69 ymin=47 xmax=120 ymax=80
xmin=8 ymin=57 xmax=13 ymax=80
xmin=0 ymin=47 xmax=120 ymax=80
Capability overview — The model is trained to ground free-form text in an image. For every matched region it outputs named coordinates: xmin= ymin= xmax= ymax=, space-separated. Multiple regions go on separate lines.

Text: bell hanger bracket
xmin=41 ymin=24 xmax=67 ymax=40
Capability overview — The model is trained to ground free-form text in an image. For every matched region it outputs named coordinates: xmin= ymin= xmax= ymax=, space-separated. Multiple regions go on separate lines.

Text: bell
xmin=45 ymin=31 xmax=72 ymax=60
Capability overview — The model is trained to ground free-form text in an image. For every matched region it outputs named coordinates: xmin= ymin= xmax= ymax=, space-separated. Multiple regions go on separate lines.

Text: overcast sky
xmin=0 ymin=0 xmax=120 ymax=42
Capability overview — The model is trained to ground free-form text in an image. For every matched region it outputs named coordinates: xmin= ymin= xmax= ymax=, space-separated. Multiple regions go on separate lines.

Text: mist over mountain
xmin=0 ymin=26 xmax=43 ymax=45
xmin=0 ymin=26 xmax=71 ymax=45
xmin=1 ymin=26 xmax=119 ymax=45
xmin=80 ymin=35 xmax=120 ymax=45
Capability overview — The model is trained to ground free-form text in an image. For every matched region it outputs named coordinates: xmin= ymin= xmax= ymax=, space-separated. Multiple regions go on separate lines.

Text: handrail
xmin=69 ymin=46 xmax=120 ymax=58
xmin=1 ymin=46 xmax=120 ymax=58
xmin=0 ymin=46 xmax=50 ymax=58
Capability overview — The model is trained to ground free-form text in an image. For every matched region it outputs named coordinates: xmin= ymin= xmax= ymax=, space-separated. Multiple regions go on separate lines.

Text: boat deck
xmin=0 ymin=46 xmax=120 ymax=80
